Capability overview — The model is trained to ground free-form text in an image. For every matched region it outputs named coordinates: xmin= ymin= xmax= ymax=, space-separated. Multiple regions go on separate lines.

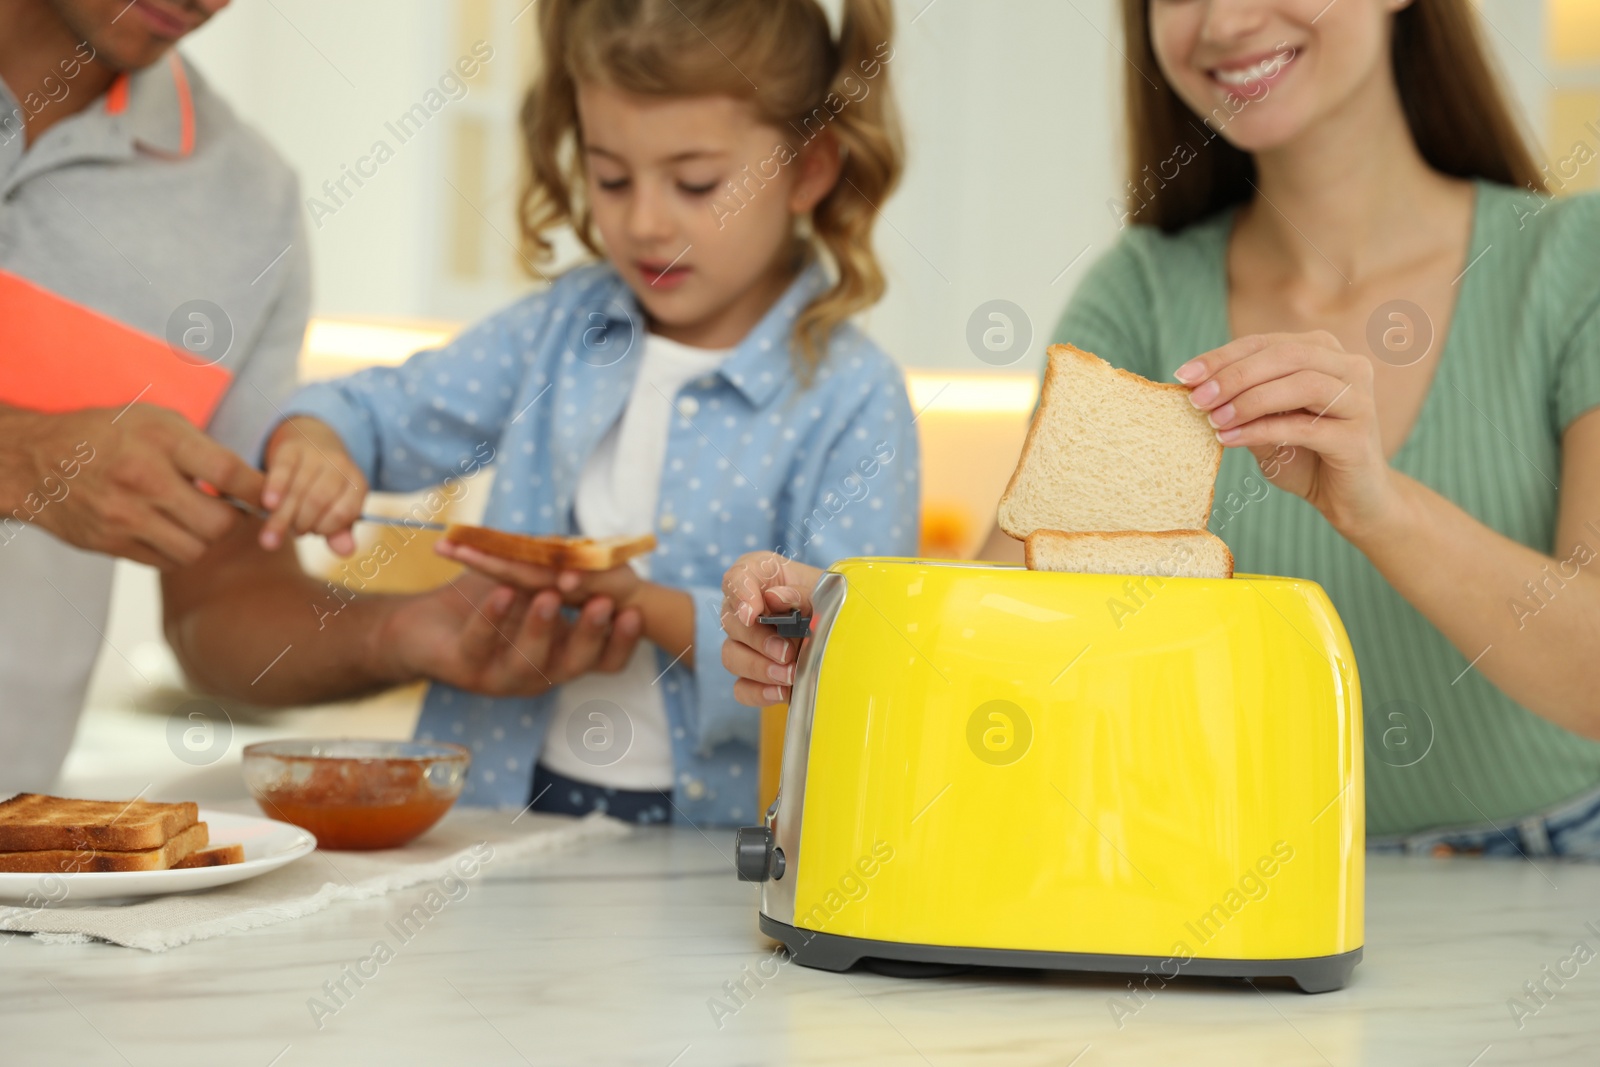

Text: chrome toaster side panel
xmin=760 ymin=571 xmax=847 ymax=924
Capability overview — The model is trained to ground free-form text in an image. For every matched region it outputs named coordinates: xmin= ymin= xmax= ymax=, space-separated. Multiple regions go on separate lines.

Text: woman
xmin=721 ymin=0 xmax=1600 ymax=857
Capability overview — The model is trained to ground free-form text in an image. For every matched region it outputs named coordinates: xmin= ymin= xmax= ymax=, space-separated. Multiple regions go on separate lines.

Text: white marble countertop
xmin=3 ymin=820 xmax=1599 ymax=1066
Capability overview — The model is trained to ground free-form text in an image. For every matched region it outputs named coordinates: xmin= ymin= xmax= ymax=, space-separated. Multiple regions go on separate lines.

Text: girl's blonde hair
xmin=519 ymin=0 xmax=903 ymax=372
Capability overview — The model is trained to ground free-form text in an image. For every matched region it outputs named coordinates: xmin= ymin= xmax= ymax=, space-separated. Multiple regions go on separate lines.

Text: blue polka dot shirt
xmin=281 ymin=261 xmax=921 ymax=825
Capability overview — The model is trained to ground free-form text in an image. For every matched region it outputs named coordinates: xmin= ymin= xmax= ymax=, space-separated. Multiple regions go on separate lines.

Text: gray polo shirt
xmin=0 ymin=52 xmax=309 ymax=790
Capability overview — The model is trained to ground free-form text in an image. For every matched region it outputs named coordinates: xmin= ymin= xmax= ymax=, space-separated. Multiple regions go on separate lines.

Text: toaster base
xmin=759 ymin=914 xmax=1361 ymax=994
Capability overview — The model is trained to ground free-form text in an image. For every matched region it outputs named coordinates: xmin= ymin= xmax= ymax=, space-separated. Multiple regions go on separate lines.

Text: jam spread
xmin=254 ymin=758 xmax=456 ymax=850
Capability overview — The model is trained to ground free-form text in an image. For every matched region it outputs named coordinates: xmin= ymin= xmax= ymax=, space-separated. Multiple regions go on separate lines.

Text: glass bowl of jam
xmin=242 ymin=739 xmax=471 ymax=850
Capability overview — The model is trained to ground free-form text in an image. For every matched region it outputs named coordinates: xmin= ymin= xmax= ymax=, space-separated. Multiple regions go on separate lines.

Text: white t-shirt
xmin=539 ymin=333 xmax=732 ymax=789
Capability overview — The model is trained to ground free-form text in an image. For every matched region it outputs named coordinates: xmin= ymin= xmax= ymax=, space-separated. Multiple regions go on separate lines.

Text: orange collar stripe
xmin=104 ymin=72 xmax=130 ymax=116
xmin=100 ymin=54 xmax=195 ymax=156
xmin=167 ymin=51 xmax=195 ymax=157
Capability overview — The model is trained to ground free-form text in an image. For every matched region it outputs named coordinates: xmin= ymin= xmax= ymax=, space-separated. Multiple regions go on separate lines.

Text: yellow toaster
xmin=734 ymin=558 xmax=1364 ymax=993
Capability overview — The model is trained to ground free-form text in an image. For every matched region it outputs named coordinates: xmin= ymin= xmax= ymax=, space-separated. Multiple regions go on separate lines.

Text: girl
xmin=260 ymin=0 xmax=919 ymax=826
xmin=726 ymin=0 xmax=1600 ymax=859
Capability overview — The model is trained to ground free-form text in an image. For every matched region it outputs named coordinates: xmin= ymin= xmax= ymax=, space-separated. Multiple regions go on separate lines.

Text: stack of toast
xmin=998 ymin=343 xmax=1234 ymax=579
xmin=0 ymin=794 xmax=244 ymax=873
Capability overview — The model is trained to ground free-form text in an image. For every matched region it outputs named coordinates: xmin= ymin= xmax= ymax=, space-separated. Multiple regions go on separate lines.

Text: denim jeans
xmin=1368 ymin=780 xmax=1600 ymax=860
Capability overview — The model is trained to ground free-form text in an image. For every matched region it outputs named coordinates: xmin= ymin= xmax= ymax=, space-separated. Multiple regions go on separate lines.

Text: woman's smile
xmin=1207 ymin=46 xmax=1299 ymax=102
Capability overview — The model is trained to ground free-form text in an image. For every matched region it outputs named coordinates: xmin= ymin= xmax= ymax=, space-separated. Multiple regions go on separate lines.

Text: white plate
xmin=0 ymin=809 xmax=315 ymax=905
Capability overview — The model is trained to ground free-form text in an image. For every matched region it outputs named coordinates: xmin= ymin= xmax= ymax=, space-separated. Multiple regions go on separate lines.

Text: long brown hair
xmin=519 ymin=0 xmax=903 ymax=372
xmin=1119 ymin=0 xmax=1547 ymax=233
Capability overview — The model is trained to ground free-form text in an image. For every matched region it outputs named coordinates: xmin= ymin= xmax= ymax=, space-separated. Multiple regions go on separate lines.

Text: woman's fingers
xmin=1188 ymin=340 xmax=1355 ymax=412
xmin=1175 ymin=333 xmax=1298 ymax=382
xmin=1246 ymin=440 xmax=1305 ymax=478
xmin=1177 ymin=331 xmax=1344 ymax=385
xmin=1215 ymin=410 xmax=1347 ymax=452
xmin=1205 ymin=370 xmax=1361 ymax=431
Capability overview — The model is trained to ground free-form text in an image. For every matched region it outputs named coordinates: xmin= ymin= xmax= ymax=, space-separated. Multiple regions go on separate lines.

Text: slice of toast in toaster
xmin=1024 ymin=529 xmax=1234 ymax=579
xmin=0 ymin=793 xmax=199 ymax=852
xmin=0 ymin=822 xmax=209 ymax=873
xmin=997 ymin=344 xmax=1221 ymax=540
xmin=443 ymin=527 xmax=656 ymax=571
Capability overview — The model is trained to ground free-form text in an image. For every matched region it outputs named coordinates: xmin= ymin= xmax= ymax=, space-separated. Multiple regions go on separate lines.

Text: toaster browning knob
xmin=734 ymin=826 xmax=782 ymax=881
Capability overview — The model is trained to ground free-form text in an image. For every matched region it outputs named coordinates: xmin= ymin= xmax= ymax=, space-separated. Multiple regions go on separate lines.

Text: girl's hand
xmin=260 ymin=415 xmax=368 ymax=556
xmin=719 ymin=552 xmax=824 ymax=707
xmin=1177 ymin=331 xmax=1401 ymax=538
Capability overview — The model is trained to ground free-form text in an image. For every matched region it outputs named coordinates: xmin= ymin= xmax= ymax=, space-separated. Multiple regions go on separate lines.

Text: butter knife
xmin=221 ymin=495 xmax=448 ymax=533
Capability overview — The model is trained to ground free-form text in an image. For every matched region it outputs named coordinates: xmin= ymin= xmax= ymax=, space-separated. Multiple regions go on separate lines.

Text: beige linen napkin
xmin=0 ymin=808 xmax=629 ymax=951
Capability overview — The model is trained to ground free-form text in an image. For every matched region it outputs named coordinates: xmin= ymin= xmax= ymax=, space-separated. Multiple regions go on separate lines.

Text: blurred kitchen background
xmin=66 ymin=0 xmax=1591 ymax=794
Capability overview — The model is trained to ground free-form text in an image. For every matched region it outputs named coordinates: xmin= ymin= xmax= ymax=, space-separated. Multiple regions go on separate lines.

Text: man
xmin=0 ymin=0 xmax=639 ymax=791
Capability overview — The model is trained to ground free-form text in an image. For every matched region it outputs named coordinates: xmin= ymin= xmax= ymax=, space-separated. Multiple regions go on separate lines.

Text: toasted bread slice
xmin=0 ymin=822 xmax=209 ymax=873
xmin=443 ymin=527 xmax=657 ymax=570
xmin=998 ymin=344 xmax=1222 ymax=539
xmin=172 ymin=843 xmax=245 ymax=869
xmin=1024 ymin=529 xmax=1234 ymax=579
xmin=0 ymin=793 xmax=199 ymax=852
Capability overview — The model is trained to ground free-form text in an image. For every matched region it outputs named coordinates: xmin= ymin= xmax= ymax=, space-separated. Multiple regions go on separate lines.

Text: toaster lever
xmin=758 ymin=609 xmax=812 ymax=639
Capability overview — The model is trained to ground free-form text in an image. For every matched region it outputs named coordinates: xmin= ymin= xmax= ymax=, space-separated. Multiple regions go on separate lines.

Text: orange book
xmin=0 ymin=269 xmax=231 ymax=427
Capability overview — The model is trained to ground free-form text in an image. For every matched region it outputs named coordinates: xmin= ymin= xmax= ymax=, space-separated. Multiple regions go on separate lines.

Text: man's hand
xmin=435 ymin=539 xmax=699 ymax=668
xmin=377 ymin=572 xmax=643 ymax=697
xmin=0 ymin=403 xmax=262 ymax=568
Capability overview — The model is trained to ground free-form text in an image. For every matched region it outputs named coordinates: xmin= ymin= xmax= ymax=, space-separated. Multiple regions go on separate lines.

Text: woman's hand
xmin=380 ymin=571 xmax=641 ymax=697
xmin=720 ymin=552 xmax=825 ymax=707
xmin=1177 ymin=331 xmax=1402 ymax=538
